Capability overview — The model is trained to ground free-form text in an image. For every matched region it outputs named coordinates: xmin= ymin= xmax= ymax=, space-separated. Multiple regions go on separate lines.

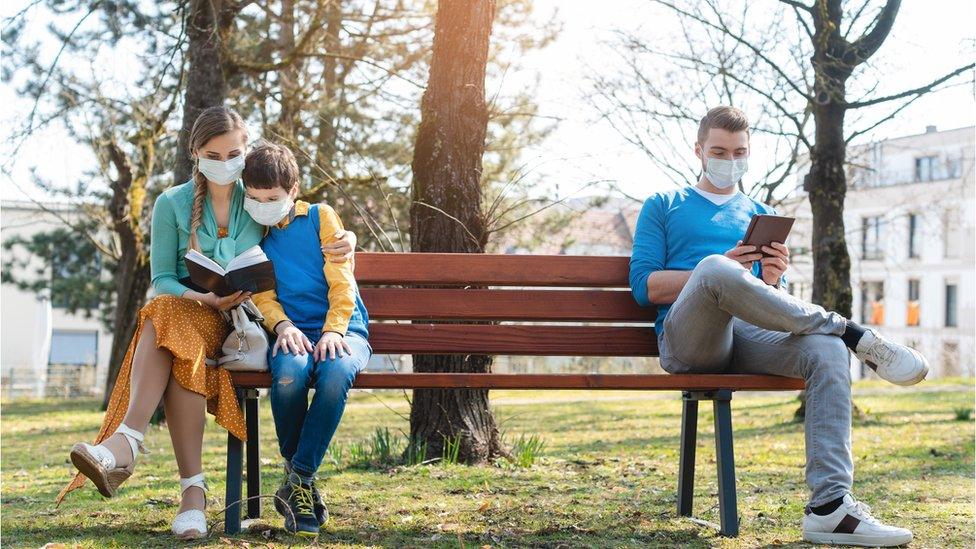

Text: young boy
xmin=244 ymin=141 xmax=371 ymax=537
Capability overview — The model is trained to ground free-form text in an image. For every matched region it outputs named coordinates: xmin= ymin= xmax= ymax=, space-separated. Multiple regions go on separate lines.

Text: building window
xmin=915 ymin=156 xmax=938 ymax=182
xmin=49 ymin=330 xmax=98 ymax=366
xmin=942 ymin=341 xmax=960 ymax=377
xmin=861 ymin=281 xmax=885 ymax=326
xmin=861 ymin=216 xmax=883 ymax=260
xmin=907 ymin=279 xmax=920 ymax=327
xmin=943 ymin=209 xmax=962 ymax=258
xmin=945 ymin=283 xmax=958 ymax=328
xmin=908 ymin=214 xmax=919 ymax=259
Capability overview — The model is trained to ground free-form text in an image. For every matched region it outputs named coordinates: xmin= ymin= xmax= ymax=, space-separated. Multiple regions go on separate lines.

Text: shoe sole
xmin=174 ymin=529 xmax=206 ymax=540
xmin=70 ymin=444 xmax=116 ymax=498
xmin=804 ymin=530 xmax=913 ymax=547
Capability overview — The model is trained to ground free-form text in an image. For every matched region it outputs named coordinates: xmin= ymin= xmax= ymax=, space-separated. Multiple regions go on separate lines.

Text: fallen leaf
xmin=478 ymin=500 xmax=490 ymax=512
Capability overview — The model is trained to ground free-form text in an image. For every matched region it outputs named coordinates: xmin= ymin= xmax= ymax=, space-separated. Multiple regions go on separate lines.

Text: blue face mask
xmin=705 ymin=156 xmax=749 ymax=189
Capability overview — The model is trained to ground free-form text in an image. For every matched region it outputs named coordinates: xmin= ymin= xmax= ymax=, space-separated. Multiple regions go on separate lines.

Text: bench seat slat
xmin=230 ymin=372 xmax=805 ymax=391
xmin=355 ymin=253 xmax=631 ymax=287
xmin=368 ymin=323 xmax=658 ymax=356
xmin=360 ymin=288 xmax=656 ymax=322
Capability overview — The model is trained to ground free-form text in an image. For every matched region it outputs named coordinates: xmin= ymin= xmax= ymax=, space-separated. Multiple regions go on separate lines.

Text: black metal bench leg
xmin=713 ymin=389 xmax=739 ymax=537
xmin=677 ymin=392 xmax=698 ymax=517
xmin=245 ymin=388 xmax=261 ymax=520
xmin=225 ymin=389 xmax=245 ymax=535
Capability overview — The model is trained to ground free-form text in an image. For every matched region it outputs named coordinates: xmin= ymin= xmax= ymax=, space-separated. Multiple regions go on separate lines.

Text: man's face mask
xmin=704 ymin=156 xmax=749 ymax=189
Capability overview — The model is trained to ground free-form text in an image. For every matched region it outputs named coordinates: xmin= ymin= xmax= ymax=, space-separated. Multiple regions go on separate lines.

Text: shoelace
xmin=293 ymin=483 xmax=315 ymax=516
xmin=864 ymin=338 xmax=896 ymax=367
xmin=851 ymin=500 xmax=881 ymax=526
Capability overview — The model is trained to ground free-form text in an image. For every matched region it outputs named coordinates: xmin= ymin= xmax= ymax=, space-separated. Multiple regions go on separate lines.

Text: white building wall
xmin=1 ymin=201 xmax=113 ymax=397
xmin=782 ymin=126 xmax=975 ymax=378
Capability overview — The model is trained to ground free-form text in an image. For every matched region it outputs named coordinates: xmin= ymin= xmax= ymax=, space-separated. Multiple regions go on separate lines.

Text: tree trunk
xmin=174 ymin=0 xmax=231 ymax=184
xmin=102 ymin=262 xmax=151 ymax=409
xmin=408 ymin=0 xmax=502 ymax=463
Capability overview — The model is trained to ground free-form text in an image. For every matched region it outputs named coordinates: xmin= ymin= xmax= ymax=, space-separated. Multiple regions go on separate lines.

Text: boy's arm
xmin=318 ymin=205 xmax=356 ymax=336
xmin=251 ymin=288 xmax=292 ymax=334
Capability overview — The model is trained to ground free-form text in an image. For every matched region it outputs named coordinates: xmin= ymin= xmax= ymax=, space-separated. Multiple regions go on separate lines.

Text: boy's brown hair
xmin=242 ymin=140 xmax=300 ymax=191
xmin=697 ymin=106 xmax=750 ymax=144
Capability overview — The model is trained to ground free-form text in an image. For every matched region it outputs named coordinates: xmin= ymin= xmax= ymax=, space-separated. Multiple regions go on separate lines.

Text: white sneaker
xmin=855 ymin=329 xmax=928 ymax=386
xmin=803 ymin=494 xmax=913 ymax=547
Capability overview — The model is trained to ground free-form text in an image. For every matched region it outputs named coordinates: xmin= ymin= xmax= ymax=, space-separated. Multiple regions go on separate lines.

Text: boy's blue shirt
xmin=629 ymin=187 xmax=783 ymax=336
xmin=257 ymin=202 xmax=369 ymax=340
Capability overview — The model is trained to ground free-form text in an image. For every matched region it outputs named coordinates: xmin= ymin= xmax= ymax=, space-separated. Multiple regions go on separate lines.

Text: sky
xmin=2 ymin=0 xmax=974 ymax=205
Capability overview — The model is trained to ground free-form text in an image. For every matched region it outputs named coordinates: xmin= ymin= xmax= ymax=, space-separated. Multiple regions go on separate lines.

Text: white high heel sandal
xmin=70 ymin=423 xmax=148 ymax=498
xmin=171 ymin=473 xmax=208 ymax=540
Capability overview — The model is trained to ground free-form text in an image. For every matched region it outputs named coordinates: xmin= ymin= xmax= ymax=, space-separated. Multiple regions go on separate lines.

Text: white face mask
xmin=197 ymin=155 xmax=245 ymax=186
xmin=244 ymin=197 xmax=294 ymax=226
xmin=704 ymin=156 xmax=749 ymax=189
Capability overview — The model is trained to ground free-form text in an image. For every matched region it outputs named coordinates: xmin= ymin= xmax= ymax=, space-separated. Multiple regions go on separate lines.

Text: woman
xmin=57 ymin=106 xmax=356 ymax=540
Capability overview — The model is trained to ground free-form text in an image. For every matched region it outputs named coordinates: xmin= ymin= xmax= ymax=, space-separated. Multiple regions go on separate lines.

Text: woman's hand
xmin=272 ymin=322 xmax=314 ymax=357
xmin=205 ymin=290 xmax=251 ymax=311
xmin=314 ymin=331 xmax=351 ymax=362
xmin=322 ymin=230 xmax=357 ymax=264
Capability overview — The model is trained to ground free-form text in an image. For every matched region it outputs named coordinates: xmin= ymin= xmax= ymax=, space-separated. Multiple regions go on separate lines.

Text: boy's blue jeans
xmin=268 ymin=331 xmax=371 ymax=478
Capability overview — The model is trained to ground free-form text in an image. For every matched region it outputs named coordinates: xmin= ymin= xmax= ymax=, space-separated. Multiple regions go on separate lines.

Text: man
xmin=629 ymin=106 xmax=928 ymax=547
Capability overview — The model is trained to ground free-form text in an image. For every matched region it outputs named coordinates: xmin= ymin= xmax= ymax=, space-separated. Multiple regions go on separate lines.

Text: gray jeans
xmin=657 ymin=254 xmax=851 ymax=506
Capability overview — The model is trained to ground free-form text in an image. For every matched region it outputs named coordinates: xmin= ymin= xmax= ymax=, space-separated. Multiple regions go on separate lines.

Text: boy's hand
xmin=273 ymin=322 xmax=313 ymax=357
xmin=322 ymin=230 xmax=357 ymax=263
xmin=315 ymin=331 xmax=352 ymax=362
xmin=724 ymin=240 xmax=763 ymax=269
xmin=760 ymin=242 xmax=790 ymax=286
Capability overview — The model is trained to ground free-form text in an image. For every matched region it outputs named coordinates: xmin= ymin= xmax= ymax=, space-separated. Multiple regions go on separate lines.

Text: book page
xmin=185 ymin=249 xmax=226 ymax=275
xmin=226 ymin=245 xmax=270 ymax=272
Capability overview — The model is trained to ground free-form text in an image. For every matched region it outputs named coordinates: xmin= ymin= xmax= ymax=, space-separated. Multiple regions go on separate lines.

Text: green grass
xmin=2 ymin=379 xmax=974 ymax=548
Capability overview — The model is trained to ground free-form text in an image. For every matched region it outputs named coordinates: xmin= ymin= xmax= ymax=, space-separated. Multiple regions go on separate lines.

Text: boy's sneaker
xmin=280 ymin=463 xmax=327 ymax=525
xmin=274 ymin=473 xmax=320 ymax=537
xmin=802 ymin=494 xmax=913 ymax=547
xmin=855 ymin=329 xmax=928 ymax=386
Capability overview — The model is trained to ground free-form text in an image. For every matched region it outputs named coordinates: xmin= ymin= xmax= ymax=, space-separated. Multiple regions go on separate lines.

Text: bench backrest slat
xmin=361 ymin=288 xmax=655 ymax=322
xmin=369 ymin=324 xmax=658 ymax=356
xmin=354 ymin=253 xmax=632 ymax=287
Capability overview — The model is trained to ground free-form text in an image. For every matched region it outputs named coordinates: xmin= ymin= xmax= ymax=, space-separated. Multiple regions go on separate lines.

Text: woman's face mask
xmin=197 ymin=155 xmax=245 ymax=186
xmin=243 ymin=196 xmax=294 ymax=226
xmin=704 ymin=156 xmax=749 ymax=189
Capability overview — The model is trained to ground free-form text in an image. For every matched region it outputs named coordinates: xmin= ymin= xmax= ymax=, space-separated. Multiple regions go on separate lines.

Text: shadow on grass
xmin=0 ymin=398 xmax=101 ymax=418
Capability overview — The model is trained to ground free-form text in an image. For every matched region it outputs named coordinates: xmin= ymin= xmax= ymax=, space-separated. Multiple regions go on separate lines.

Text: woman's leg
xmin=101 ymin=319 xmax=173 ymax=467
xmin=163 ymin=374 xmax=207 ymax=513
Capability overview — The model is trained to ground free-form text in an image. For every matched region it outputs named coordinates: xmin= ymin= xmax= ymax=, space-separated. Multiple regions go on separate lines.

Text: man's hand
xmin=322 ymin=230 xmax=357 ymax=264
xmin=760 ymin=242 xmax=790 ymax=286
xmin=272 ymin=322 xmax=314 ymax=357
xmin=314 ymin=331 xmax=352 ymax=362
xmin=724 ymin=240 xmax=763 ymax=269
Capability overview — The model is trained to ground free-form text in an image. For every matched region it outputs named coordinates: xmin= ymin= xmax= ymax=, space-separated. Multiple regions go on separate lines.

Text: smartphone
xmin=742 ymin=214 xmax=795 ymax=256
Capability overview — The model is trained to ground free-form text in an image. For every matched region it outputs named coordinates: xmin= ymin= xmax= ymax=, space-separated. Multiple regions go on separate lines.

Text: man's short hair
xmin=243 ymin=140 xmax=300 ymax=191
xmin=697 ymin=106 xmax=750 ymax=144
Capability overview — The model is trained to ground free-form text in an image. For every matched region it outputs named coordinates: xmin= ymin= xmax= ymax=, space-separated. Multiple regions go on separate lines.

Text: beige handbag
xmin=215 ymin=299 xmax=270 ymax=372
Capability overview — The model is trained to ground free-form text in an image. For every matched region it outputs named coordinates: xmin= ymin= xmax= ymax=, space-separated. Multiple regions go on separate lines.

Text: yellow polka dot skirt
xmin=57 ymin=294 xmax=245 ymax=504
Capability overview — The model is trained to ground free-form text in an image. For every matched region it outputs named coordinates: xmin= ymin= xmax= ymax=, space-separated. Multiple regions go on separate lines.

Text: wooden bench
xmin=224 ymin=253 xmax=804 ymax=537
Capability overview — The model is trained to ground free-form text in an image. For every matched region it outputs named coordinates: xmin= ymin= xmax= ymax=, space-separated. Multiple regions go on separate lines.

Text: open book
xmin=184 ymin=245 xmax=276 ymax=297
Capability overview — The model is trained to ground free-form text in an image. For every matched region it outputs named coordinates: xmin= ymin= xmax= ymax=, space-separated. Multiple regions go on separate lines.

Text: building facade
xmin=780 ymin=126 xmax=975 ymax=378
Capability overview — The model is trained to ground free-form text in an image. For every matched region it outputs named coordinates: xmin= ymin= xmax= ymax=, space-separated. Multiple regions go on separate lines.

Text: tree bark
xmin=408 ymin=0 xmax=502 ymax=463
xmin=173 ymin=0 xmax=232 ymax=184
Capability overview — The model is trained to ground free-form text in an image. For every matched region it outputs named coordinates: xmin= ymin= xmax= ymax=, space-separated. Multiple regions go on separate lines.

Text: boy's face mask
xmin=197 ymin=155 xmax=245 ymax=185
xmin=244 ymin=196 xmax=293 ymax=226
